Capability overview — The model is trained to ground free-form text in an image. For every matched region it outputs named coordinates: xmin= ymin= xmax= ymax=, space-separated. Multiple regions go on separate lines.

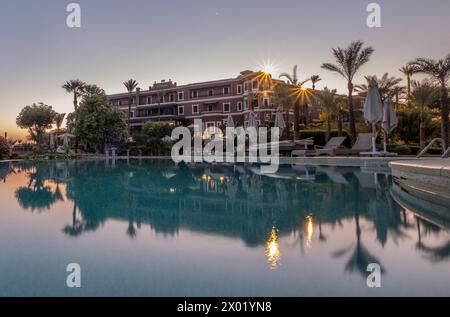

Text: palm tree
xmin=399 ymin=64 xmax=416 ymax=100
xmin=274 ymin=84 xmax=293 ymax=139
xmin=321 ymin=41 xmax=375 ymax=143
xmin=62 ymin=79 xmax=86 ymax=111
xmin=279 ymin=65 xmax=310 ymax=139
xmin=315 ymin=87 xmax=339 ymax=141
xmin=310 ymin=75 xmax=322 ymax=90
xmin=391 ymin=85 xmax=407 ymax=109
xmin=411 ymin=80 xmax=438 ymax=150
xmin=156 ymin=90 xmax=166 ymax=122
xmin=354 ymin=73 xmax=402 ymax=102
xmin=123 ymin=79 xmax=139 ymax=137
xmin=54 ymin=113 xmax=66 ymax=135
xmin=409 ymin=55 xmax=450 ymax=149
xmin=83 ymin=84 xmax=105 ymax=96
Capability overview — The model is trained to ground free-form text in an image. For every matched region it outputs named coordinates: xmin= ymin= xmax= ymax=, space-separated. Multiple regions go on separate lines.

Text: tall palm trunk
xmin=285 ymin=107 xmax=290 ymax=139
xmin=406 ymin=75 xmax=411 ymax=101
xmin=293 ymin=101 xmax=300 ymax=140
xmin=128 ymin=94 xmax=133 ymax=136
xmin=439 ymin=81 xmax=449 ymax=149
xmin=419 ymin=107 xmax=426 ymax=150
xmin=337 ymin=112 xmax=343 ymax=136
xmin=326 ymin=115 xmax=331 ymax=142
xmin=73 ymin=93 xmax=78 ymax=111
xmin=347 ymin=82 xmax=356 ymax=144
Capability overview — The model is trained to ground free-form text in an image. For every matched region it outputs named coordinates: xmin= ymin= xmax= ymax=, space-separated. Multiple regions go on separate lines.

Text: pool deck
xmin=389 ymin=158 xmax=450 ymax=203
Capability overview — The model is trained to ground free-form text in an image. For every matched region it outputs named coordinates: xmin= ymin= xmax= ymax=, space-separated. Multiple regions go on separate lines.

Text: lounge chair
xmin=315 ymin=133 xmax=373 ymax=156
xmin=292 ymin=136 xmax=345 ymax=157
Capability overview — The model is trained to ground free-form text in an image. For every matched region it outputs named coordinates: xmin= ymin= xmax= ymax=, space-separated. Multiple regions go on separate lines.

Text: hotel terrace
xmin=107 ymin=70 xmax=364 ymax=133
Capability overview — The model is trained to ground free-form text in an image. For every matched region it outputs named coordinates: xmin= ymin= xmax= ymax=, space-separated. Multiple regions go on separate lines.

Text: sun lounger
xmin=292 ymin=136 xmax=346 ymax=157
xmin=315 ymin=133 xmax=373 ymax=156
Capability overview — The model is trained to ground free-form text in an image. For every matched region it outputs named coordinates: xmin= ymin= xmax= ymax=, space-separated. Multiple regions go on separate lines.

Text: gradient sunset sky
xmin=1 ymin=0 xmax=449 ymax=139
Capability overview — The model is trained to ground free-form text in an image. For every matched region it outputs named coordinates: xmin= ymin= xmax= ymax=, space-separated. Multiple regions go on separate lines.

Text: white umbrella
xmin=247 ymin=110 xmax=258 ymax=129
xmin=226 ymin=114 xmax=234 ymax=128
xmin=363 ymin=79 xmax=383 ymax=153
xmin=382 ymin=97 xmax=398 ymax=153
xmin=274 ymin=106 xmax=286 ymax=135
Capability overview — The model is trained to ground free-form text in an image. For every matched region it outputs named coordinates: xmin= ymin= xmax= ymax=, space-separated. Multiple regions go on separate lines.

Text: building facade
xmin=107 ymin=70 xmax=286 ymax=133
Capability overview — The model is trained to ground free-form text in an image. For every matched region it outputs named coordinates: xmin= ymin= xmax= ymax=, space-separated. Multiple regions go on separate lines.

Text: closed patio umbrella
xmin=274 ymin=106 xmax=286 ymax=136
xmin=247 ymin=110 xmax=258 ymax=129
xmin=226 ymin=114 xmax=234 ymax=128
xmin=381 ymin=97 xmax=398 ymax=153
xmin=363 ymin=79 xmax=383 ymax=153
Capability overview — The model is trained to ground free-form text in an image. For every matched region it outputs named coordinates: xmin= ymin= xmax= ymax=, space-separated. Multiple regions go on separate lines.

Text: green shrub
xmin=391 ymin=144 xmax=412 ymax=155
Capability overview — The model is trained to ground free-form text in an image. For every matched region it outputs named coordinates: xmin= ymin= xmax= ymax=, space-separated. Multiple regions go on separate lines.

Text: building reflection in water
xmin=265 ymin=226 xmax=280 ymax=269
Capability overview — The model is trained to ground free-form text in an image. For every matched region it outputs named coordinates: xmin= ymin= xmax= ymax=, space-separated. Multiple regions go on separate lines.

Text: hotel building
xmin=107 ymin=70 xmax=287 ymax=133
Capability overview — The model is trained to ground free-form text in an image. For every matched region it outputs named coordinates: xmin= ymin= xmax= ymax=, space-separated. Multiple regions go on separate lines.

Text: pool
xmin=0 ymin=159 xmax=449 ymax=296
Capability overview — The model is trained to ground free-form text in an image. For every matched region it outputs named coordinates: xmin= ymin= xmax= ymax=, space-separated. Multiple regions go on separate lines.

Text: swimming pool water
xmin=0 ymin=159 xmax=449 ymax=296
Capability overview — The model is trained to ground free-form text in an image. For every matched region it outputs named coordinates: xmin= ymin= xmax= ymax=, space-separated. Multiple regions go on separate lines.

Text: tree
xmin=354 ymin=73 xmax=402 ymax=102
xmin=310 ymin=75 xmax=322 ymax=90
xmin=315 ymin=87 xmax=339 ymax=141
xmin=279 ymin=65 xmax=310 ymax=139
xmin=62 ymin=79 xmax=86 ymax=111
xmin=409 ymin=55 xmax=450 ymax=149
xmin=411 ymin=80 xmax=439 ymax=150
xmin=83 ymin=84 xmax=105 ymax=96
xmin=54 ymin=113 xmax=66 ymax=135
xmin=321 ymin=41 xmax=375 ymax=143
xmin=16 ymin=103 xmax=57 ymax=147
xmin=274 ymin=84 xmax=293 ymax=139
xmin=391 ymin=85 xmax=407 ymax=108
xmin=75 ymin=94 xmax=127 ymax=153
xmin=0 ymin=137 xmax=10 ymax=159
xmin=399 ymin=64 xmax=416 ymax=100
xmin=123 ymin=79 xmax=139 ymax=136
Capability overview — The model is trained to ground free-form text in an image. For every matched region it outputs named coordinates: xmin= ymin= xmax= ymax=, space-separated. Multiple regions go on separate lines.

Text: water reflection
xmin=2 ymin=159 xmax=450 ymax=275
xmin=266 ymin=227 xmax=280 ymax=269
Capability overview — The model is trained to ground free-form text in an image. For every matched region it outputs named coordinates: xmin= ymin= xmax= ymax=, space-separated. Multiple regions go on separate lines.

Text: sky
xmin=1 ymin=0 xmax=449 ymax=139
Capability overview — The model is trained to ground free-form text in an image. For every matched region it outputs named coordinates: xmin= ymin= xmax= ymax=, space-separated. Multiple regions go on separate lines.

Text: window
xmin=132 ymin=97 xmax=136 ymax=104
xmin=223 ymin=87 xmax=229 ymax=95
xmin=169 ymin=94 xmax=175 ymax=102
xmin=252 ymin=80 xmax=258 ymax=90
xmin=178 ymin=91 xmax=184 ymax=100
xmin=147 ymin=96 xmax=152 ymax=104
xmin=160 ymin=95 xmax=164 ymax=103
xmin=237 ymin=85 xmax=242 ymax=94
xmin=244 ymin=99 xmax=248 ymax=110
xmin=263 ymin=98 xmax=269 ymax=108
xmin=237 ymin=101 xmax=243 ymax=111
xmin=191 ymin=91 xmax=198 ymax=98
xmin=223 ymin=103 xmax=230 ymax=113
xmin=192 ymin=104 xmax=199 ymax=114
xmin=217 ymin=121 xmax=222 ymax=127
xmin=244 ymin=82 xmax=248 ymax=91
xmin=178 ymin=106 xmax=184 ymax=115
xmin=208 ymin=104 xmax=213 ymax=112
xmin=208 ymin=89 xmax=214 ymax=97
xmin=130 ymin=111 xmax=134 ymax=118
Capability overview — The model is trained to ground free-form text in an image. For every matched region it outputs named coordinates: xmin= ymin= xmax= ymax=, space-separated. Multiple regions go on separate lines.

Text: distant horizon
xmin=1 ymin=0 xmax=449 ymax=139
